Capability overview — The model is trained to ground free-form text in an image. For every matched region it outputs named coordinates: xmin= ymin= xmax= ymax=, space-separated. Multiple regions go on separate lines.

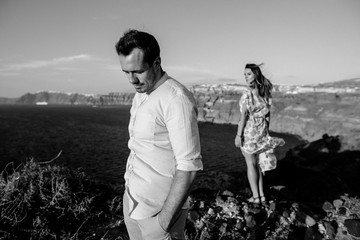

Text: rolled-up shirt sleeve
xmin=165 ymin=93 xmax=203 ymax=171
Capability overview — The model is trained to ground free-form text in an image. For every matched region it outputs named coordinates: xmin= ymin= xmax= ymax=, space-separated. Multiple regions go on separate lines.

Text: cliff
xmin=1 ymin=79 xmax=359 ymax=150
xmin=193 ymin=79 xmax=360 ymax=150
xmin=269 ymin=92 xmax=360 ymax=150
xmin=0 ymin=91 xmax=135 ymax=106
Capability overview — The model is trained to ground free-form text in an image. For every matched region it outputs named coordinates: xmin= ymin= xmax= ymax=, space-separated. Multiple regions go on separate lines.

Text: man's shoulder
xmin=154 ymin=78 xmax=195 ymax=108
xmin=164 ymin=78 xmax=192 ymax=97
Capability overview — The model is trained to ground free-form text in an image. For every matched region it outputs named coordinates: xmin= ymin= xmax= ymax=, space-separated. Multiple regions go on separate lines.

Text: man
xmin=115 ymin=29 xmax=203 ymax=240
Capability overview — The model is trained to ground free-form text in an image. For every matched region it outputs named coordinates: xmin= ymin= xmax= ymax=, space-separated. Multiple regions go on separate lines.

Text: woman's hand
xmin=235 ymin=134 xmax=243 ymax=148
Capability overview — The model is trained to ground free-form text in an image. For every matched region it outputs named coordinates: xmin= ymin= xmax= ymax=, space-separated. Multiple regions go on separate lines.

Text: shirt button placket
xmin=128 ymin=152 xmax=135 ymax=173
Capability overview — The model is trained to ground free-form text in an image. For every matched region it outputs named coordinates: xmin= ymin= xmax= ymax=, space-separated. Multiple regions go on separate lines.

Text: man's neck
xmin=147 ymin=69 xmax=166 ymax=95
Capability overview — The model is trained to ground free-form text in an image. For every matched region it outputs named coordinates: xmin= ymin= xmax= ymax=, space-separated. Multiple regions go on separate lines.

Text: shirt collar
xmin=147 ymin=72 xmax=168 ymax=95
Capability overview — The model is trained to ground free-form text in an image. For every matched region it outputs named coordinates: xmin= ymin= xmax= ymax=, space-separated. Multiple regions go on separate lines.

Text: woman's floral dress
xmin=239 ymin=89 xmax=285 ymax=155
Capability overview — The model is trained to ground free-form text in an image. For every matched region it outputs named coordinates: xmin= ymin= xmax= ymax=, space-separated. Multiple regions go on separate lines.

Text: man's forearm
xmin=158 ymin=170 xmax=197 ymax=231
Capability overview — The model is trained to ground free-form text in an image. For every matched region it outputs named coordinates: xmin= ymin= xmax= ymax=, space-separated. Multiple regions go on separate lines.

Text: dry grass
xmin=0 ymin=155 xmax=127 ymax=240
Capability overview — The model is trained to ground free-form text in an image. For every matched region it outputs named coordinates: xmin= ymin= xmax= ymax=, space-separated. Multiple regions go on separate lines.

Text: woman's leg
xmin=257 ymin=164 xmax=265 ymax=199
xmin=242 ymin=151 xmax=260 ymax=199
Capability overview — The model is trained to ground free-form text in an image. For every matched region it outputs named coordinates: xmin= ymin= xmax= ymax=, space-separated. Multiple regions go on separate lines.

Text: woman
xmin=235 ymin=63 xmax=284 ymax=204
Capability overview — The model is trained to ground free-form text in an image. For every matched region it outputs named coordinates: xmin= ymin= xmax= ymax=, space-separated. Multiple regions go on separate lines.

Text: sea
xmin=0 ymin=105 xmax=303 ymax=189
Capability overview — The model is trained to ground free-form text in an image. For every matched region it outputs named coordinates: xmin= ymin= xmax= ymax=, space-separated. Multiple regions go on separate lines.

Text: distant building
xmin=36 ymin=101 xmax=48 ymax=105
xmin=191 ymin=83 xmax=247 ymax=95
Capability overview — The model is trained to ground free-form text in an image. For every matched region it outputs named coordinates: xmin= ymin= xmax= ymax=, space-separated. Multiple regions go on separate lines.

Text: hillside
xmin=1 ymin=79 xmax=359 ymax=150
xmin=0 ymin=91 xmax=134 ymax=106
xmin=194 ymin=78 xmax=360 ymax=150
xmin=316 ymin=78 xmax=360 ymax=88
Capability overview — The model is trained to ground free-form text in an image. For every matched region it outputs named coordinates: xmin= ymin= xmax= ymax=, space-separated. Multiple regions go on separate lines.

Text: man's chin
xmin=134 ymin=87 xmax=146 ymax=93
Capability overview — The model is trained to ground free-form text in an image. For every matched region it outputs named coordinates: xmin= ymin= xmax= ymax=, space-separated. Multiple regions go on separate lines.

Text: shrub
xmin=0 ymin=158 xmax=124 ymax=240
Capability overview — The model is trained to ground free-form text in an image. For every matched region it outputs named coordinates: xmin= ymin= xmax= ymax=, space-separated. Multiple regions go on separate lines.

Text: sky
xmin=0 ymin=0 xmax=360 ymax=98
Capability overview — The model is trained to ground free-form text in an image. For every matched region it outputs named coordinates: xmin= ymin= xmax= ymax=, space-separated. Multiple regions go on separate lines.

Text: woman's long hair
xmin=245 ymin=63 xmax=273 ymax=100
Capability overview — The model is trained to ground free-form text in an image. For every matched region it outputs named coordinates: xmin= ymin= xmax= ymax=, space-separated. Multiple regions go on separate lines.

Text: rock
xmin=207 ymin=208 xmax=215 ymax=216
xmin=270 ymin=185 xmax=286 ymax=191
xmin=344 ymin=219 xmax=360 ymax=237
xmin=318 ymin=222 xmax=326 ymax=235
xmin=338 ymin=206 xmax=347 ymax=215
xmin=188 ymin=210 xmax=200 ymax=222
xmin=222 ymin=190 xmax=234 ymax=196
xmin=294 ymin=210 xmax=316 ymax=227
xmin=292 ymin=202 xmax=300 ymax=211
xmin=323 ymin=201 xmax=335 ymax=212
xmin=322 ymin=220 xmax=336 ymax=239
xmin=244 ymin=213 xmax=256 ymax=228
xmin=269 ymin=201 xmax=276 ymax=212
xmin=333 ymin=199 xmax=344 ymax=208
xmin=282 ymin=210 xmax=290 ymax=219
xmin=219 ymin=223 xmax=227 ymax=234
xmin=195 ymin=219 xmax=205 ymax=230
xmin=235 ymin=219 xmax=244 ymax=230
xmin=304 ymin=225 xmax=323 ymax=240
xmin=305 ymin=215 xmax=317 ymax=227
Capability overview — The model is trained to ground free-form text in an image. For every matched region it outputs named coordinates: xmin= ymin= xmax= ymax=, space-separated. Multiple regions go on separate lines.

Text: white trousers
xmin=123 ymin=191 xmax=188 ymax=240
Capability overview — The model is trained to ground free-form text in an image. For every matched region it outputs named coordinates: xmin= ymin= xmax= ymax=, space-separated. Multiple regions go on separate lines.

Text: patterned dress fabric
xmin=239 ymin=89 xmax=285 ymax=154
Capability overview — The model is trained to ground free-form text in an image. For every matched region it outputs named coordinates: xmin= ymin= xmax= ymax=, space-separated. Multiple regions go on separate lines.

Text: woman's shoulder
xmin=242 ymin=87 xmax=253 ymax=96
xmin=240 ymin=89 xmax=250 ymax=101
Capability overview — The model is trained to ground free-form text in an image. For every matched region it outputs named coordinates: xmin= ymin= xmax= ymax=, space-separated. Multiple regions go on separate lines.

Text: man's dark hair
xmin=115 ymin=29 xmax=160 ymax=65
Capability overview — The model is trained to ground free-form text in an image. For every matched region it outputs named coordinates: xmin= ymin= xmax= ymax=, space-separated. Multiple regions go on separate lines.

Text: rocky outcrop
xmin=270 ymin=92 xmax=360 ymax=150
xmin=190 ymin=135 xmax=360 ymax=240
xmin=193 ymin=85 xmax=360 ymax=151
xmin=0 ymin=97 xmax=17 ymax=104
xmin=0 ymin=91 xmax=135 ymax=106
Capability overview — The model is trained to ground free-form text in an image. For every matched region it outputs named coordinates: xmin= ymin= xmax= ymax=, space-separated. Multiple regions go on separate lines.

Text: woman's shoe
xmin=247 ymin=196 xmax=260 ymax=204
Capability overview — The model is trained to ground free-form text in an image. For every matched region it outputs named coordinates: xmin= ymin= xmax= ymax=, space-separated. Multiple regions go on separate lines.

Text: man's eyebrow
xmin=123 ymin=69 xmax=145 ymax=73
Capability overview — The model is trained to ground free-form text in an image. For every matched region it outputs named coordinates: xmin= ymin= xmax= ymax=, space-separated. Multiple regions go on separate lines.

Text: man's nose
xmin=128 ymin=73 xmax=139 ymax=84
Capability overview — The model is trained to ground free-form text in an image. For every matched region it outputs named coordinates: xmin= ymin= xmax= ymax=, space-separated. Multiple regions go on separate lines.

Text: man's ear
xmin=153 ymin=57 xmax=161 ymax=70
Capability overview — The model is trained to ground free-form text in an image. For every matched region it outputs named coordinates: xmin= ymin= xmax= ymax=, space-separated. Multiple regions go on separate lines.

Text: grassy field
xmin=0 ymin=105 xmax=302 ymax=189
